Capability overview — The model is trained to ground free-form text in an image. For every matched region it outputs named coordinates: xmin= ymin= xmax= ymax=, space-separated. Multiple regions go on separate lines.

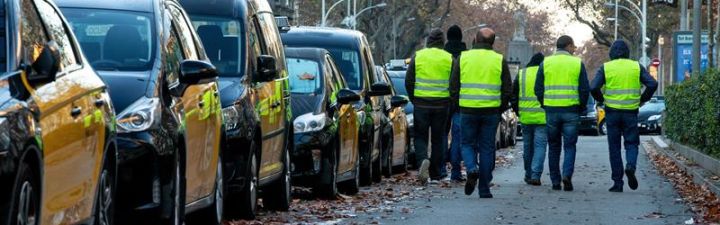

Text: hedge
xmin=665 ymin=70 xmax=720 ymax=158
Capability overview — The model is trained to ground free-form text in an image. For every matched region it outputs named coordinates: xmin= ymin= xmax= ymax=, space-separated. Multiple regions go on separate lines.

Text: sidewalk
xmin=348 ymin=136 xmax=693 ymax=225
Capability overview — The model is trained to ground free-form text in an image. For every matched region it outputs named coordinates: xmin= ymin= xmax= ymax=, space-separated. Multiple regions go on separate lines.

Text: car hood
xmin=218 ymin=77 xmax=245 ymax=108
xmin=639 ymin=109 xmax=662 ymax=122
xmin=97 ymin=71 xmax=150 ymax=113
xmin=291 ymin=94 xmax=322 ymax=120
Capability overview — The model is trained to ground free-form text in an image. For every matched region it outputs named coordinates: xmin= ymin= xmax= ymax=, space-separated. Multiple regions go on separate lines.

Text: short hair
xmin=556 ymin=35 xmax=574 ymax=49
xmin=475 ymin=28 xmax=496 ymax=46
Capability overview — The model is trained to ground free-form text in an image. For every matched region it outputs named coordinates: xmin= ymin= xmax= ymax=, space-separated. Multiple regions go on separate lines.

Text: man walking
xmin=511 ymin=53 xmax=547 ymax=186
xmin=450 ymin=28 xmax=512 ymax=198
xmin=590 ymin=40 xmax=657 ymax=192
xmin=534 ymin=35 xmax=590 ymax=191
xmin=444 ymin=25 xmax=468 ymax=182
xmin=406 ymin=29 xmax=454 ymax=185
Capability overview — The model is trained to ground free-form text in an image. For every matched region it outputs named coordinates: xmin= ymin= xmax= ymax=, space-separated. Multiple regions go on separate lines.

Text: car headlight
xmin=293 ymin=113 xmax=328 ymax=134
xmin=116 ymin=97 xmax=160 ymax=133
xmin=648 ymin=115 xmax=661 ymax=121
xmin=406 ymin=114 xmax=414 ymax=127
xmin=222 ymin=107 xmax=240 ymax=131
xmin=586 ymin=111 xmax=597 ymax=118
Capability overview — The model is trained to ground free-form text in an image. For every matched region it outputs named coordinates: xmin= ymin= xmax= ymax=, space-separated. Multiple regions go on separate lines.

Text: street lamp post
xmin=350 ymin=2 xmax=387 ymax=30
xmin=658 ymin=36 xmax=665 ymax=95
xmin=614 ymin=0 xmax=618 ymax=40
xmin=604 ymin=0 xmax=647 ymax=65
xmin=321 ymin=0 xmax=347 ymax=27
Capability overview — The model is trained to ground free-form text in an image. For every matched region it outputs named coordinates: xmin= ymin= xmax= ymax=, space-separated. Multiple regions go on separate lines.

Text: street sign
xmin=651 ymin=58 xmax=661 ymax=67
xmin=673 ymin=31 xmax=709 ymax=82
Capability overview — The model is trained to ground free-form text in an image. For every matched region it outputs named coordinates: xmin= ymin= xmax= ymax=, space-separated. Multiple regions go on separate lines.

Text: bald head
xmin=474 ymin=28 xmax=496 ymax=46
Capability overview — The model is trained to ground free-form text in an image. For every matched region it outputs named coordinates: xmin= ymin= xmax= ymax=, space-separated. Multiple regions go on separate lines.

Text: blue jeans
xmin=448 ymin=113 xmax=463 ymax=180
xmin=413 ymin=107 xmax=449 ymax=179
xmin=546 ymin=112 xmax=579 ymax=185
xmin=522 ymin=124 xmax=548 ymax=180
xmin=461 ymin=113 xmax=500 ymax=194
xmin=606 ymin=111 xmax=640 ymax=186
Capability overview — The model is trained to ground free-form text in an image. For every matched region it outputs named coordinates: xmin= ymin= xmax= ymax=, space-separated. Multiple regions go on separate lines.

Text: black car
xmin=639 ymin=98 xmax=665 ymax=134
xmin=281 ymin=27 xmax=393 ymax=186
xmin=387 ymin=70 xmax=416 ymax=167
xmin=580 ymin=97 xmax=602 ymax=135
xmin=59 ymin=0 xmax=224 ymax=224
xmin=284 ymin=47 xmax=362 ymax=198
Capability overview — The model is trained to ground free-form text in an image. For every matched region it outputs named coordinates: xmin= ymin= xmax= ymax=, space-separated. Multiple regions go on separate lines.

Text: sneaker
xmin=551 ymin=184 xmax=561 ymax=191
xmin=626 ymin=169 xmax=638 ymax=190
xmin=428 ymin=179 xmax=441 ymax=185
xmin=478 ymin=193 xmax=493 ymax=198
xmin=418 ymin=159 xmax=430 ymax=185
xmin=528 ymin=179 xmax=541 ymax=186
xmin=465 ymin=171 xmax=479 ymax=195
xmin=609 ymin=185 xmax=623 ymax=192
xmin=562 ymin=177 xmax=573 ymax=191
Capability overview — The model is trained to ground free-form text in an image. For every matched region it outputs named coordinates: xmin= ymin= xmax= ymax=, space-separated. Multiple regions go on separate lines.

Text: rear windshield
xmin=189 ymin=16 xmax=245 ymax=78
xmin=62 ymin=8 xmax=155 ymax=71
xmin=287 ymin=57 xmax=322 ymax=94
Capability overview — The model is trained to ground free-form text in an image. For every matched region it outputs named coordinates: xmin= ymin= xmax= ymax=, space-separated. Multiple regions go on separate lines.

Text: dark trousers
xmin=460 ymin=113 xmax=500 ymax=194
xmin=606 ymin=111 xmax=640 ymax=186
xmin=546 ymin=112 xmax=579 ymax=185
xmin=413 ymin=107 xmax=449 ymax=179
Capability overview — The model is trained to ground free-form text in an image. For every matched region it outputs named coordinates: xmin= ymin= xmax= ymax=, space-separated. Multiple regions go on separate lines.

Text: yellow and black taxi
xmin=373 ymin=66 xmax=410 ymax=176
xmin=58 ymin=0 xmax=224 ymax=224
xmin=285 ymin=47 xmax=362 ymax=198
xmin=179 ymin=0 xmax=294 ymax=220
xmin=0 ymin=0 xmax=118 ymax=224
xmin=281 ymin=27 xmax=393 ymax=186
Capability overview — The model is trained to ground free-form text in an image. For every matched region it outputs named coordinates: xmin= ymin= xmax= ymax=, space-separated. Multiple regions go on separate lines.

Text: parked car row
xmin=0 ymin=0 xmax=412 ymax=224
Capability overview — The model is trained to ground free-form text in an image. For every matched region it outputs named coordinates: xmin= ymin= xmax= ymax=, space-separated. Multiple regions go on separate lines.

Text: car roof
xmin=281 ymin=26 xmax=365 ymax=50
xmin=179 ymin=0 xmax=245 ymax=18
xmin=55 ymin=0 xmax=155 ymax=12
xmin=285 ymin=47 xmax=329 ymax=62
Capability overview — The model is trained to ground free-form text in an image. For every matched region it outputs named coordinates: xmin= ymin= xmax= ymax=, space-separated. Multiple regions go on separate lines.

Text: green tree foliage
xmin=665 ymin=71 xmax=720 ymax=158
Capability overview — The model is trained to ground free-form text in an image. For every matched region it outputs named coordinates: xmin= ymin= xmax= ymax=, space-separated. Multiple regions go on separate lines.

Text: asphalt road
xmin=347 ymin=136 xmax=694 ymax=225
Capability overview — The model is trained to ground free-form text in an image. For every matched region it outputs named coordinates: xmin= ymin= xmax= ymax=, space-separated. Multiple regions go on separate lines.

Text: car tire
xmin=264 ymin=148 xmax=291 ymax=211
xmin=229 ymin=147 xmax=258 ymax=220
xmin=359 ymin=131 xmax=373 ymax=186
xmin=372 ymin=149 xmax=383 ymax=183
xmin=314 ymin=139 xmax=338 ymax=199
xmin=7 ymin=162 xmax=39 ymax=225
xmin=599 ymin=120 xmax=607 ymax=135
xmin=164 ymin=152 xmax=185 ymax=225
xmin=94 ymin=153 xmax=115 ymax=225
xmin=194 ymin=156 xmax=224 ymax=225
xmin=382 ymin=133 xmax=393 ymax=178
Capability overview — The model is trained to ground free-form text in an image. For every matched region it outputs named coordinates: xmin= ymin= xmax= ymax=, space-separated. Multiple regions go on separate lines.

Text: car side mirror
xmin=255 ymin=55 xmax=278 ymax=83
xmin=179 ymin=60 xmax=218 ymax=84
xmin=27 ymin=41 xmax=61 ymax=84
xmin=391 ymin=95 xmax=409 ymax=107
xmin=368 ymin=82 xmax=391 ymax=96
xmin=337 ymin=89 xmax=361 ymax=105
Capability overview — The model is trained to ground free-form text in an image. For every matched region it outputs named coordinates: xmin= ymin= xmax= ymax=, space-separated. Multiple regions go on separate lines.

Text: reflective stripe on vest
xmin=603 ymin=59 xmax=641 ymax=110
xmin=542 ymin=53 xmax=582 ymax=107
xmin=459 ymin=49 xmax=503 ymax=108
xmin=414 ymin=48 xmax=453 ymax=98
xmin=518 ymin=66 xmax=546 ymax=124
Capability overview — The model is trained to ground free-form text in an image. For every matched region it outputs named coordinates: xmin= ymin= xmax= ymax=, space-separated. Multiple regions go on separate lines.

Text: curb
xmin=648 ymin=137 xmax=720 ymax=198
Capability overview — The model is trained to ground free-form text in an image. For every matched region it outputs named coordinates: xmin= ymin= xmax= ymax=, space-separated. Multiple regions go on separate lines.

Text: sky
xmin=522 ymin=0 xmax=595 ymax=47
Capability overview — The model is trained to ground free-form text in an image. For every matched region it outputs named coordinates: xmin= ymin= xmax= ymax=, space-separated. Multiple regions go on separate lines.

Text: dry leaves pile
xmin=647 ymin=147 xmax=720 ymax=223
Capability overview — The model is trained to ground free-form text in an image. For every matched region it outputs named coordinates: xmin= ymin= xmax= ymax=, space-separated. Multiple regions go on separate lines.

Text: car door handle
xmin=198 ymin=101 xmax=205 ymax=108
xmin=94 ymin=99 xmax=105 ymax=107
xmin=71 ymin=107 xmax=82 ymax=117
xmin=270 ymin=101 xmax=281 ymax=108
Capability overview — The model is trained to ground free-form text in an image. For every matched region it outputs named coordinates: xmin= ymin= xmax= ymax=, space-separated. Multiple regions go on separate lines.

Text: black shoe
xmin=479 ymin=193 xmax=494 ymax=198
xmin=451 ymin=177 xmax=467 ymax=183
xmin=562 ymin=177 xmax=573 ymax=191
xmin=524 ymin=177 xmax=531 ymax=185
xmin=465 ymin=172 xmax=479 ymax=196
xmin=609 ymin=185 xmax=623 ymax=192
xmin=552 ymin=184 xmax=561 ymax=190
xmin=626 ymin=169 xmax=638 ymax=190
xmin=528 ymin=179 xmax=541 ymax=186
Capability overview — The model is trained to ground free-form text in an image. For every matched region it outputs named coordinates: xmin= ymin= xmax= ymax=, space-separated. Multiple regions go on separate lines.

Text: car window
xmin=164 ymin=27 xmax=184 ymax=88
xmin=326 ymin=48 xmax=361 ymax=90
xmin=329 ymin=58 xmax=347 ymax=89
xmin=390 ymin=77 xmax=407 ymax=96
xmin=255 ymin=12 xmax=285 ymax=72
xmin=20 ymin=0 xmax=49 ymax=67
xmin=168 ymin=6 xmax=198 ymax=60
xmin=190 ymin=16 xmax=244 ymax=77
xmin=324 ymin=57 xmax=337 ymax=92
xmin=35 ymin=0 xmax=77 ymax=69
xmin=287 ymin=57 xmax=321 ymax=94
xmin=62 ymin=8 xmax=154 ymax=71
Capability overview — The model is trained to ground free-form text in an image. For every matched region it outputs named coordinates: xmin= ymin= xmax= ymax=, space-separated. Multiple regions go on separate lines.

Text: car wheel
xmin=164 ymin=152 xmax=185 ymax=225
xmin=359 ymin=131 xmax=373 ymax=186
xmin=314 ymin=139 xmax=338 ymax=199
xmin=230 ymin=147 xmax=258 ymax=220
xmin=195 ymin=156 xmax=223 ymax=225
xmin=599 ymin=120 xmax=607 ymax=135
xmin=394 ymin=138 xmax=409 ymax=173
xmin=372 ymin=148 xmax=383 ymax=183
xmin=264 ymin=149 xmax=291 ymax=211
xmin=8 ymin=163 xmax=39 ymax=225
xmin=382 ymin=134 xmax=393 ymax=178
xmin=94 ymin=155 xmax=115 ymax=225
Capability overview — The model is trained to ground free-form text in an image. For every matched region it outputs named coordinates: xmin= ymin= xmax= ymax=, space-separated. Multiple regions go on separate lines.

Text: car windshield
xmin=63 ymin=9 xmax=155 ymax=71
xmin=189 ymin=16 xmax=244 ymax=78
xmin=326 ymin=48 xmax=362 ymax=90
xmin=287 ymin=57 xmax=322 ymax=94
xmin=390 ymin=77 xmax=407 ymax=95
xmin=640 ymin=102 xmax=665 ymax=112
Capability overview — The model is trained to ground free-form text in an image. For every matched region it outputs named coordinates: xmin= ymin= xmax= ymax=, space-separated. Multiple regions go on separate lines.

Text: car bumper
xmin=578 ymin=117 xmax=598 ymax=132
xmin=639 ymin=121 xmax=661 ymax=133
xmin=292 ymin=128 xmax=333 ymax=179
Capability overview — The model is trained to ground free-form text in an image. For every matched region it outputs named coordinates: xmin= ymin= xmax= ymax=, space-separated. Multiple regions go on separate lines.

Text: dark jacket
xmin=449 ymin=43 xmax=513 ymax=115
xmin=590 ymin=40 xmax=658 ymax=113
xmin=405 ymin=46 xmax=454 ymax=109
xmin=511 ymin=53 xmax=545 ymax=115
xmin=445 ymin=25 xmax=467 ymax=58
xmin=533 ymin=50 xmax=591 ymax=113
